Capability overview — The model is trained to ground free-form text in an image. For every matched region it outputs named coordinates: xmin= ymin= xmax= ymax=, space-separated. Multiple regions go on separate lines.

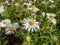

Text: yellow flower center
xmin=50 ymin=17 xmax=55 ymax=21
xmin=10 ymin=26 xmax=15 ymax=31
xmin=3 ymin=21 xmax=7 ymax=25
xmin=26 ymin=36 xmax=31 ymax=42
xmin=29 ymin=20 xmax=35 ymax=25
xmin=32 ymin=5 xmax=36 ymax=9
xmin=50 ymin=13 xmax=53 ymax=16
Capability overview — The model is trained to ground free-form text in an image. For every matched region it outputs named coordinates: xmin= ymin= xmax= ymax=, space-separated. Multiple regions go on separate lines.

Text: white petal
xmin=24 ymin=25 xmax=29 ymax=29
xmin=0 ymin=23 xmax=6 ymax=27
xmin=52 ymin=20 xmax=56 ymax=24
xmin=28 ymin=26 xmax=32 ymax=31
xmin=13 ymin=23 xmax=19 ymax=28
xmin=46 ymin=13 xmax=50 ymax=16
xmin=0 ymin=6 xmax=4 ymax=14
xmin=33 ymin=8 xmax=39 ymax=12
xmin=5 ymin=19 xmax=11 ymax=24
xmin=52 ymin=14 xmax=56 ymax=17
xmin=5 ymin=28 xmax=10 ymax=32
xmin=23 ymin=23 xmax=29 ymax=26
xmin=31 ymin=27 xmax=34 ymax=32
xmin=7 ymin=24 xmax=13 ymax=27
xmin=34 ymin=24 xmax=40 ymax=29
xmin=28 ymin=8 xmax=32 ymax=10
xmin=5 ymin=31 xmax=14 ymax=35
xmin=35 ymin=22 xmax=39 ymax=24
xmin=32 ymin=26 xmax=36 ymax=31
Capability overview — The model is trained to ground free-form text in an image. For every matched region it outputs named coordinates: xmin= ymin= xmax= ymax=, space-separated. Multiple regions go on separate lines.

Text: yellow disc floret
xmin=10 ymin=26 xmax=15 ymax=31
xmin=29 ymin=20 xmax=35 ymax=25
xmin=32 ymin=5 xmax=36 ymax=9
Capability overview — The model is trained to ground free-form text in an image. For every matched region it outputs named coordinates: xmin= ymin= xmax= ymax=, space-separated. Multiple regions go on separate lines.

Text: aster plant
xmin=0 ymin=0 xmax=60 ymax=45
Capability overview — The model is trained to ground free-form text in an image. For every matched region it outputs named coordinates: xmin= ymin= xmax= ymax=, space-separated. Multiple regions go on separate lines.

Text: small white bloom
xmin=50 ymin=17 xmax=56 ymax=25
xmin=15 ymin=3 xmax=19 ymax=6
xmin=5 ymin=23 xmax=19 ymax=35
xmin=5 ymin=0 xmax=9 ymax=5
xmin=42 ymin=12 xmax=45 ymax=17
xmin=28 ymin=0 xmax=36 ymax=3
xmin=0 ymin=19 xmax=11 ymax=28
xmin=41 ymin=1 xmax=46 ymax=4
xmin=5 ymin=28 xmax=14 ymax=35
xmin=49 ymin=4 xmax=55 ymax=8
xmin=46 ymin=13 xmax=56 ymax=18
xmin=33 ymin=8 xmax=40 ymax=12
xmin=23 ymin=18 xmax=40 ymax=31
xmin=5 ymin=0 xmax=8 ymax=4
xmin=49 ymin=0 xmax=54 ymax=3
xmin=23 ymin=2 xmax=31 ymax=8
xmin=28 ymin=5 xmax=39 ymax=12
xmin=5 ymin=0 xmax=11 ymax=5
xmin=0 ymin=6 xmax=4 ymax=14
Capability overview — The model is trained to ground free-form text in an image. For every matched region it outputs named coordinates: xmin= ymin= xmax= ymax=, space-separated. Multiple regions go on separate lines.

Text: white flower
xmin=5 ymin=0 xmax=8 ymax=4
xmin=28 ymin=5 xmax=39 ymax=12
xmin=46 ymin=13 xmax=56 ymax=18
xmin=23 ymin=2 xmax=31 ymax=8
xmin=0 ymin=6 xmax=4 ymax=14
xmin=41 ymin=1 xmax=46 ymax=4
xmin=0 ymin=19 xmax=11 ymax=28
xmin=49 ymin=4 xmax=55 ymax=8
xmin=42 ymin=12 xmax=45 ymax=17
xmin=15 ymin=3 xmax=19 ymax=6
xmin=49 ymin=0 xmax=54 ymax=3
xmin=5 ymin=23 xmax=19 ymax=35
xmin=50 ymin=17 xmax=56 ymax=25
xmin=23 ymin=18 xmax=40 ymax=31
xmin=5 ymin=28 xmax=14 ymax=35
xmin=28 ymin=0 xmax=36 ymax=3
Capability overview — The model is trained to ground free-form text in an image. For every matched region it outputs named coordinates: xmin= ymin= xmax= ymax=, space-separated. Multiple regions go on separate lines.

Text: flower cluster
xmin=46 ymin=13 xmax=56 ymax=24
xmin=0 ymin=19 xmax=19 ymax=35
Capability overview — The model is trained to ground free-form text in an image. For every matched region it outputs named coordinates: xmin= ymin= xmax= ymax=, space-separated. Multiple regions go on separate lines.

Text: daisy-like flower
xmin=28 ymin=5 xmax=39 ymax=12
xmin=0 ymin=19 xmax=11 ymax=28
xmin=15 ymin=3 xmax=19 ymax=6
xmin=5 ymin=0 xmax=10 ymax=5
xmin=49 ymin=4 xmax=55 ymax=8
xmin=23 ymin=2 xmax=31 ymax=9
xmin=41 ymin=1 xmax=48 ymax=5
xmin=5 ymin=0 xmax=14 ymax=5
xmin=46 ymin=13 xmax=56 ymax=18
xmin=0 ymin=6 xmax=4 ymax=14
xmin=42 ymin=12 xmax=45 ymax=17
xmin=50 ymin=17 xmax=56 ymax=25
xmin=28 ymin=0 xmax=36 ymax=3
xmin=23 ymin=18 xmax=40 ymax=31
xmin=49 ymin=0 xmax=54 ymax=3
xmin=5 ymin=23 xmax=19 ymax=35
